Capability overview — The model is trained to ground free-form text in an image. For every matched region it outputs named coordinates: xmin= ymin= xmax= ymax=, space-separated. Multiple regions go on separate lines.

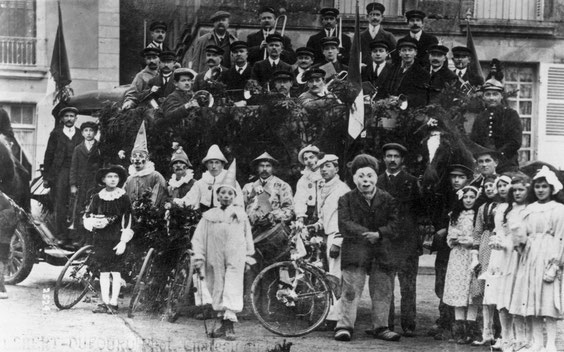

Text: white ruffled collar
xmin=99 ymin=187 xmax=125 ymax=201
xmin=128 ymin=161 xmax=156 ymax=178
xmin=301 ymin=168 xmax=322 ymax=181
xmin=169 ymin=170 xmax=194 ymax=189
xmin=200 ymin=169 xmax=227 ymax=184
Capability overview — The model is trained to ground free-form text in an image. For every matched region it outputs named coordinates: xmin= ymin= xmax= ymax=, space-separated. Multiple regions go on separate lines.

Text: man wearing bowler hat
xmin=147 ymin=21 xmax=170 ymax=51
xmin=377 ymin=143 xmax=424 ymax=337
xmin=361 ymin=40 xmax=393 ymax=100
xmin=399 ymin=10 xmax=438 ymax=68
xmin=427 ymin=44 xmax=457 ymax=103
xmin=43 ymin=106 xmax=84 ymax=246
xmin=246 ymin=6 xmax=295 ymax=65
xmin=306 ymin=7 xmax=352 ymax=65
xmin=122 ymin=47 xmax=161 ymax=110
xmin=187 ymin=11 xmax=237 ymax=73
xmin=250 ymin=34 xmax=293 ymax=88
xmin=360 ymin=2 xmax=396 ymax=65
xmin=451 ymin=46 xmax=484 ymax=89
xmin=219 ymin=41 xmax=252 ymax=103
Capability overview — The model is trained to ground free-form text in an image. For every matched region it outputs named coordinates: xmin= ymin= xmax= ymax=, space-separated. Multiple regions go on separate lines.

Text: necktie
xmin=238 ymin=67 xmax=243 ymax=75
xmin=375 ymin=63 xmax=380 ymax=77
xmin=458 ymin=70 xmax=463 ymax=78
xmin=271 ymin=61 xmax=276 ymax=70
xmin=210 ymin=178 xmax=215 ymax=207
xmin=261 ymin=179 xmax=267 ymax=187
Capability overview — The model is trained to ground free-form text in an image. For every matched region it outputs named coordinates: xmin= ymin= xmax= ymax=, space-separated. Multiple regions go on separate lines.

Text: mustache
xmin=157 ymin=35 xmax=163 ymax=39
xmin=206 ymin=59 xmax=216 ymax=64
xmin=148 ymin=63 xmax=158 ymax=68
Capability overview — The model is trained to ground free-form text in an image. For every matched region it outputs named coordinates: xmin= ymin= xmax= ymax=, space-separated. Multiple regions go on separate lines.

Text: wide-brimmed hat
xmin=96 ymin=164 xmax=127 ymax=187
xmin=298 ymin=145 xmax=321 ymax=165
xmin=251 ymin=151 xmax=278 ymax=166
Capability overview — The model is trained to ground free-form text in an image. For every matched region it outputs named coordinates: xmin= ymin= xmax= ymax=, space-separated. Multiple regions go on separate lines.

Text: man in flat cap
xmin=147 ymin=21 xmax=169 ymax=51
xmin=193 ymin=45 xmax=228 ymax=91
xmin=298 ymin=68 xmax=336 ymax=106
xmin=360 ymin=3 xmax=396 ymax=66
xmin=399 ymin=10 xmax=438 ymax=68
xmin=386 ymin=37 xmax=430 ymax=108
xmin=122 ymin=47 xmax=161 ymax=110
xmin=247 ymin=6 xmax=295 ymax=65
xmin=186 ymin=11 xmax=237 ymax=73
xmin=43 ymin=106 xmax=84 ymax=246
xmin=306 ymin=8 xmax=352 ymax=65
xmin=316 ymin=37 xmax=348 ymax=74
xmin=470 ymin=78 xmax=523 ymax=173
xmin=361 ymin=40 xmax=393 ymax=100
xmin=162 ymin=68 xmax=199 ymax=120
xmin=140 ymin=50 xmax=178 ymax=106
xmin=293 ymin=47 xmax=316 ymax=95
xmin=451 ymin=46 xmax=484 ymax=90
xmin=219 ymin=41 xmax=252 ymax=103
xmin=270 ymin=70 xmax=295 ymax=98
xmin=377 ymin=143 xmax=424 ymax=338
xmin=250 ymin=34 xmax=293 ymax=88
xmin=427 ymin=45 xmax=457 ymax=103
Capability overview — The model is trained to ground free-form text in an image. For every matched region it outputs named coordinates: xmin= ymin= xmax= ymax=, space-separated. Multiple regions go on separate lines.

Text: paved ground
xmin=1 ymin=259 xmax=563 ymax=352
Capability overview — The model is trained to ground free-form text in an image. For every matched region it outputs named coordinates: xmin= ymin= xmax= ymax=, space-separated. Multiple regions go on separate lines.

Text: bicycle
xmin=163 ymin=248 xmax=196 ymax=322
xmin=53 ymin=245 xmax=96 ymax=309
xmin=250 ymin=227 xmax=340 ymax=337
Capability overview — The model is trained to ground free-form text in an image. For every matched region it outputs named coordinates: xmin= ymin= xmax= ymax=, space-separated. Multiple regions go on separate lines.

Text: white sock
xmin=454 ymin=306 xmax=466 ymax=320
xmin=110 ymin=272 xmax=121 ymax=306
xmin=100 ymin=272 xmax=110 ymax=304
xmin=482 ymin=305 xmax=493 ymax=339
xmin=467 ymin=304 xmax=478 ymax=321
xmin=545 ymin=317 xmax=557 ymax=351
xmin=531 ymin=317 xmax=544 ymax=350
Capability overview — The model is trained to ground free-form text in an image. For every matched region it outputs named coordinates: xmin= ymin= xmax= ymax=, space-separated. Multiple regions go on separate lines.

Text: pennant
xmin=346 ymin=0 xmax=364 ymax=139
xmin=465 ymin=21 xmax=484 ymax=83
xmin=50 ymin=1 xmax=72 ymax=103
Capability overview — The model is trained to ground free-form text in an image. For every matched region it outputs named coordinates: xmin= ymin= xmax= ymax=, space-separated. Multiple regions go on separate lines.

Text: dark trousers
xmin=51 ymin=167 xmax=71 ymax=241
xmin=435 ymin=251 xmax=454 ymax=329
xmin=388 ymin=255 xmax=419 ymax=331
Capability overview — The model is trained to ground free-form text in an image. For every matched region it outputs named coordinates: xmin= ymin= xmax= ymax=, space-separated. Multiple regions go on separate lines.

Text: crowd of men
xmin=38 ymin=1 xmax=526 ymax=344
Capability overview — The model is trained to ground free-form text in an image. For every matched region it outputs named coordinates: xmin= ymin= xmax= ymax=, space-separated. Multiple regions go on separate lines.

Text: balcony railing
xmin=0 ymin=36 xmax=37 ymax=66
xmin=474 ymin=0 xmax=543 ymax=20
xmin=336 ymin=0 xmax=403 ymax=17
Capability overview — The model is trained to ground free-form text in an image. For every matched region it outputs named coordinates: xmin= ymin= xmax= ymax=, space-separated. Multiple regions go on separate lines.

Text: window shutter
xmin=537 ymin=63 xmax=564 ymax=169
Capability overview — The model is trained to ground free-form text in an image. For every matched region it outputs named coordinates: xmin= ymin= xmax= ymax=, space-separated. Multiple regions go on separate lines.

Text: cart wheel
xmin=5 ymin=221 xmax=36 ymax=285
xmin=164 ymin=251 xmax=194 ymax=323
xmin=128 ymin=248 xmax=156 ymax=318
xmin=54 ymin=245 xmax=94 ymax=309
xmin=251 ymin=261 xmax=331 ymax=337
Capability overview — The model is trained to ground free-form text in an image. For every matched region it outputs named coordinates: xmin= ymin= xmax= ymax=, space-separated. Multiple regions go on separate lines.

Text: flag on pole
xmin=465 ymin=19 xmax=484 ymax=82
xmin=50 ymin=1 xmax=71 ymax=103
xmin=346 ymin=0 xmax=364 ymax=139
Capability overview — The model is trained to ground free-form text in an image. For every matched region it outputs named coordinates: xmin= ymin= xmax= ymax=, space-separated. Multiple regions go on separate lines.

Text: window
xmin=0 ymin=0 xmax=36 ymax=65
xmin=474 ymin=0 xmax=543 ymax=21
xmin=0 ymin=103 xmax=36 ymax=165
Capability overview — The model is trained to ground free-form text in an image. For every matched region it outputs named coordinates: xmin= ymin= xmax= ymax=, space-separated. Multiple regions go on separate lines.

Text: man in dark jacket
xmin=315 ymin=37 xmax=348 ymax=74
xmin=470 ymin=79 xmax=523 ymax=173
xmin=451 ymin=46 xmax=484 ymax=90
xmin=219 ymin=41 xmax=252 ymax=103
xmin=427 ymin=45 xmax=457 ymax=103
xmin=162 ymin=68 xmax=199 ymax=120
xmin=398 ymin=10 xmax=438 ymax=68
xmin=306 ymin=7 xmax=352 ymax=65
xmin=43 ymin=107 xmax=83 ymax=245
xmin=250 ymin=34 xmax=293 ymax=88
xmin=360 ymin=2 xmax=396 ymax=65
xmin=246 ymin=6 xmax=295 ymax=65
xmin=377 ymin=143 xmax=423 ymax=337
xmin=361 ymin=40 xmax=393 ymax=99
xmin=334 ymin=154 xmax=400 ymax=342
xmin=141 ymin=50 xmax=177 ymax=106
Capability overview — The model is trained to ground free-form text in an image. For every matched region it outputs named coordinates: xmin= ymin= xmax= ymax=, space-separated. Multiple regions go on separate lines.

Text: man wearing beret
xmin=140 ymin=50 xmax=178 ymax=105
xmin=386 ymin=37 xmax=430 ymax=108
xmin=427 ymin=45 xmax=457 ymax=103
xmin=186 ymin=11 xmax=237 ymax=73
xmin=219 ymin=41 xmax=252 ymax=103
xmin=162 ymin=68 xmax=199 ymax=120
xmin=43 ymin=107 xmax=83 ymax=246
xmin=451 ymin=46 xmax=485 ymax=90
xmin=306 ymin=8 xmax=352 ymax=65
xmin=193 ymin=45 xmax=228 ymax=91
xmin=470 ymin=78 xmax=523 ymax=173
xmin=293 ymin=47 xmax=315 ymax=95
xmin=147 ymin=21 xmax=170 ymax=51
xmin=316 ymin=37 xmax=348 ymax=74
xmin=250 ymin=34 xmax=293 ymax=88
xmin=122 ymin=47 xmax=161 ymax=110
xmin=399 ymin=10 xmax=438 ymax=68
xmin=246 ymin=6 xmax=295 ymax=65
xmin=334 ymin=154 xmax=400 ymax=342
xmin=361 ymin=40 xmax=393 ymax=100
xmin=377 ymin=143 xmax=424 ymax=338
xmin=360 ymin=2 xmax=396 ymax=66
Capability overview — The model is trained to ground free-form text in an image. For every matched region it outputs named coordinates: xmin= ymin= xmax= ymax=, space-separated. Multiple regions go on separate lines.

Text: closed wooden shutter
xmin=537 ymin=63 xmax=564 ymax=169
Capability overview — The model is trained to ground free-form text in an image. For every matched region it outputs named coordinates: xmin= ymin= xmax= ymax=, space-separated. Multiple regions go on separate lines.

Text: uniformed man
xmin=316 ymin=37 xmax=348 ymax=74
xmin=306 ymin=7 xmax=352 ymax=65
xmin=470 ymin=78 xmax=523 ymax=173
xmin=298 ymin=68 xmax=337 ymax=105
xmin=147 ymin=21 xmax=169 ymax=51
xmin=451 ymin=46 xmax=485 ymax=90
xmin=162 ymin=68 xmax=199 ymax=120
xmin=427 ymin=45 xmax=457 ymax=103
xmin=193 ymin=45 xmax=228 ymax=91
xmin=186 ymin=11 xmax=236 ymax=73
xmin=270 ymin=70 xmax=295 ymax=98
xmin=293 ymin=47 xmax=316 ymax=96
xmin=360 ymin=2 xmax=396 ymax=65
xmin=219 ymin=41 xmax=252 ymax=103
xmin=398 ymin=10 xmax=438 ymax=68
xmin=250 ymin=34 xmax=293 ymax=88
xmin=122 ymin=47 xmax=161 ymax=110
xmin=246 ymin=6 xmax=295 ymax=65
xmin=361 ymin=40 xmax=393 ymax=100
xmin=141 ymin=50 xmax=177 ymax=105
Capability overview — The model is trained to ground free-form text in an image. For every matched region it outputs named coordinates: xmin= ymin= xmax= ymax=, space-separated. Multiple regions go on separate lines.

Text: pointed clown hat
xmin=170 ymin=143 xmax=192 ymax=167
xmin=132 ymin=121 xmax=149 ymax=154
xmin=202 ymin=144 xmax=228 ymax=164
xmin=251 ymin=151 xmax=279 ymax=166
xmin=218 ymin=159 xmax=238 ymax=194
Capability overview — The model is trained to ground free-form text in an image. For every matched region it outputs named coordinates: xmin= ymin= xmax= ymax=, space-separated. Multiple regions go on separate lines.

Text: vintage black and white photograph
xmin=1 ymin=0 xmax=564 ymax=351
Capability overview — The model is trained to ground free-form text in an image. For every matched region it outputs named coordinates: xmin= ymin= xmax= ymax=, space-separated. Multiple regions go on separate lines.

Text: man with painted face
xmin=399 ymin=10 xmax=438 ymax=68
xmin=147 ymin=21 xmax=169 ymax=51
xmin=470 ymin=78 xmax=523 ymax=173
xmin=123 ymin=121 xmax=168 ymax=207
xmin=176 ymin=144 xmax=243 ymax=211
xmin=360 ymin=2 xmax=396 ymax=66
xmin=333 ymin=154 xmax=400 ymax=342
xmin=141 ymin=50 xmax=177 ymax=105
xmin=250 ymin=34 xmax=293 ymax=88
xmin=186 ymin=11 xmax=236 ymax=73
xmin=294 ymin=145 xmax=322 ymax=226
xmin=162 ymin=68 xmax=199 ymax=120
xmin=193 ymin=45 xmax=228 ymax=92
xmin=122 ymin=47 xmax=161 ymax=110
xmin=246 ymin=6 xmax=295 ymax=65
xmin=167 ymin=145 xmax=195 ymax=199
xmin=43 ymin=106 xmax=83 ymax=245
xmin=427 ymin=45 xmax=457 ymax=103
xmin=307 ymin=8 xmax=352 ymax=65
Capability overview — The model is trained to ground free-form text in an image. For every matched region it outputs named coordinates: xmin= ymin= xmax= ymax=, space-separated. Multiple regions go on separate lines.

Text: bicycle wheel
xmin=54 ymin=245 xmax=95 ymax=310
xmin=164 ymin=251 xmax=194 ymax=322
xmin=128 ymin=247 xmax=156 ymax=318
xmin=251 ymin=261 xmax=331 ymax=337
